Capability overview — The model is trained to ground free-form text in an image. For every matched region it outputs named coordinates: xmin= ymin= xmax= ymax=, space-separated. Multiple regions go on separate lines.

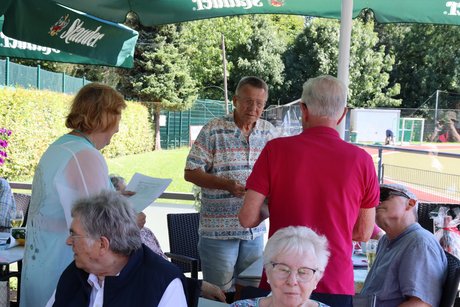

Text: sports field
xmin=361 ymin=143 xmax=460 ymax=203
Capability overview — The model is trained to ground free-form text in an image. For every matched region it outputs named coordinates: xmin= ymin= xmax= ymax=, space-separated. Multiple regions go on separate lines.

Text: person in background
xmin=384 ymin=129 xmax=394 ymax=145
xmin=48 ymin=190 xmax=187 ymax=307
xmin=0 ymin=178 xmax=16 ymax=232
xmin=21 ymin=83 xmax=127 ymax=307
xmin=109 ymin=174 xmax=226 ymax=302
xmin=184 ymin=76 xmax=277 ymax=297
xmin=240 ymin=75 xmax=379 ymax=307
xmin=361 ymin=183 xmax=447 ymax=306
xmin=231 ymin=226 xmax=330 ymax=307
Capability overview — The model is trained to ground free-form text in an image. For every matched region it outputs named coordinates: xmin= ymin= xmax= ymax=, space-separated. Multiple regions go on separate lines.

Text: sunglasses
xmin=379 ymin=189 xmax=410 ymax=203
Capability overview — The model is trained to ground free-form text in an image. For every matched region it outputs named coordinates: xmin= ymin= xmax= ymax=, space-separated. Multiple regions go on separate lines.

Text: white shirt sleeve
xmin=158 ymin=278 xmax=187 ymax=307
xmin=45 ymin=290 xmax=55 ymax=307
xmin=56 ymin=147 xmax=111 ymax=227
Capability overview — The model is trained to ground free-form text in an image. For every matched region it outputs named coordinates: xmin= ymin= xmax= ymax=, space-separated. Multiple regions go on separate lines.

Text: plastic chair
xmin=440 ymin=251 xmax=460 ymax=307
xmin=13 ymin=193 xmax=31 ymax=227
xmin=417 ymin=202 xmax=437 ymax=233
xmin=165 ymin=212 xmax=201 ymax=279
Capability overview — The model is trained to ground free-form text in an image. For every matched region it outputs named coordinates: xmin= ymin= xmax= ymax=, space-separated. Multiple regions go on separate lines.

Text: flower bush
xmin=0 ymin=128 xmax=12 ymax=166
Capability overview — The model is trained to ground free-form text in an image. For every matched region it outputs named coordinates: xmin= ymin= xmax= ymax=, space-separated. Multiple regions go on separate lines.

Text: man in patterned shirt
xmin=184 ymin=76 xmax=276 ymax=296
xmin=0 ymin=178 xmax=16 ymax=232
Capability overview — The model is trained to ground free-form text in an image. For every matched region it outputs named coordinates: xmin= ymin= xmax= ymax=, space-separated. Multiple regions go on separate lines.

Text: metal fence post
xmin=179 ymin=111 xmax=183 ymax=147
xmin=166 ymin=111 xmax=171 ymax=150
xmin=37 ymin=65 xmax=41 ymax=89
xmin=5 ymin=57 xmax=9 ymax=86
xmin=62 ymin=72 xmax=66 ymax=93
xmin=378 ymin=147 xmax=383 ymax=183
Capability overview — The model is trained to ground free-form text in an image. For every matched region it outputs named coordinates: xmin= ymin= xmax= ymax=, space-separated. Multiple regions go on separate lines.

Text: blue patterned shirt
xmin=0 ymin=178 xmax=16 ymax=228
xmin=185 ymin=114 xmax=276 ymax=240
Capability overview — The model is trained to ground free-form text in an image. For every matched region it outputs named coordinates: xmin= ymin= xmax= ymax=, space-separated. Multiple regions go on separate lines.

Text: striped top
xmin=186 ymin=114 xmax=276 ymax=239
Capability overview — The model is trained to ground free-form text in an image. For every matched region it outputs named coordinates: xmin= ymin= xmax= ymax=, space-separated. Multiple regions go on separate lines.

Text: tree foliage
xmin=377 ymin=24 xmax=460 ymax=108
xmin=281 ymin=18 xmax=401 ymax=107
xmin=227 ymin=15 xmax=287 ymax=104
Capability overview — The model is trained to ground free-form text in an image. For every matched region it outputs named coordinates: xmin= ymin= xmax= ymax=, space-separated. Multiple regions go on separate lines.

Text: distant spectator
xmin=384 ymin=129 xmax=394 ymax=145
xmin=430 ymin=111 xmax=460 ymax=142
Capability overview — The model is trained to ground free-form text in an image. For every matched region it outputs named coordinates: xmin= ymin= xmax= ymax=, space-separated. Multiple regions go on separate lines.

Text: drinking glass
xmin=10 ymin=209 xmax=24 ymax=228
xmin=366 ymin=239 xmax=378 ymax=269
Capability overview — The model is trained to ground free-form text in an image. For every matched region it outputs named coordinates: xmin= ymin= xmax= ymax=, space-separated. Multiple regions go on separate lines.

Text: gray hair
xmin=71 ymin=190 xmax=142 ymax=255
xmin=264 ymin=226 xmax=330 ymax=272
xmin=235 ymin=76 xmax=269 ymax=98
xmin=301 ymin=75 xmax=347 ymax=120
xmin=109 ymin=174 xmax=125 ymax=191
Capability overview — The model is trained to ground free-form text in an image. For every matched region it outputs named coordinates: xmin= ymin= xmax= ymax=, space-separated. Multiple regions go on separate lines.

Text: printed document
xmin=125 ymin=173 xmax=172 ymax=212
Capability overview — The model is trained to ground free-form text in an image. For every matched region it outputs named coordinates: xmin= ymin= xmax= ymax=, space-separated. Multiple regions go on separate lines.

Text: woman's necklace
xmin=72 ymin=129 xmax=96 ymax=148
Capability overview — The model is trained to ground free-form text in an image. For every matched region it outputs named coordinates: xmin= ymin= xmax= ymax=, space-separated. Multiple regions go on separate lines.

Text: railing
xmin=9 ymin=182 xmax=195 ymax=201
xmin=357 ymin=144 xmax=460 ymax=203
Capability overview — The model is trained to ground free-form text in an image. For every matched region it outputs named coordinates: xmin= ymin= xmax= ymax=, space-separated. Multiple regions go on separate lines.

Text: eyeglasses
xmin=379 ymin=189 xmax=410 ymax=203
xmin=68 ymin=230 xmax=89 ymax=242
xmin=237 ymin=96 xmax=266 ymax=109
xmin=268 ymin=262 xmax=317 ymax=283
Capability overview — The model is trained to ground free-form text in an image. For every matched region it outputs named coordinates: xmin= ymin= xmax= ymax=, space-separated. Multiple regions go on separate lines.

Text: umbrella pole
xmin=337 ymin=0 xmax=353 ymax=140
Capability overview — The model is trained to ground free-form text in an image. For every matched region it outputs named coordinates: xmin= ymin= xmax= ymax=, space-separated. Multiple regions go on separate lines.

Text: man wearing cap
xmin=361 ymin=183 xmax=447 ymax=307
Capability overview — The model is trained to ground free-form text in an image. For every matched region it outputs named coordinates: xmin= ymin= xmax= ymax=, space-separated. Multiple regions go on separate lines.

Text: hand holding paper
xmin=125 ymin=173 xmax=172 ymax=212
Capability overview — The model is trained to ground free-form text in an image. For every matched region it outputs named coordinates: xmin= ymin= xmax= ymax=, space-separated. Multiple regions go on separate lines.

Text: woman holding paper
xmin=21 ymin=83 xmax=127 ymax=307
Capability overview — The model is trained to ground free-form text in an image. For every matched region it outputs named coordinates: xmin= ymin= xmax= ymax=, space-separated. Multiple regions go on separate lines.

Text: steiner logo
xmin=192 ymin=0 xmax=263 ymax=11
xmin=269 ymin=0 xmax=285 ymax=7
xmin=445 ymin=1 xmax=460 ymax=15
xmin=49 ymin=14 xmax=70 ymax=36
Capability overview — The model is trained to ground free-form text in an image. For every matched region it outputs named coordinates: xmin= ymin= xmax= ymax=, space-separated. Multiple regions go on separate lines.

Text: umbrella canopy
xmin=1 ymin=0 xmax=459 ymax=68
xmin=32 ymin=0 xmax=460 ymax=26
xmin=0 ymin=17 xmax=136 ymax=67
xmin=0 ymin=0 xmax=138 ymax=68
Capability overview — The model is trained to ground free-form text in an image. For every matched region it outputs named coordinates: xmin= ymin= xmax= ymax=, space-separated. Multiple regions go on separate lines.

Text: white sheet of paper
xmin=125 ymin=173 xmax=172 ymax=212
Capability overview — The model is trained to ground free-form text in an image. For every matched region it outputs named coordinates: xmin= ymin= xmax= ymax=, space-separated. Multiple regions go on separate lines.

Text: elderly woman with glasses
xmin=231 ymin=226 xmax=330 ymax=307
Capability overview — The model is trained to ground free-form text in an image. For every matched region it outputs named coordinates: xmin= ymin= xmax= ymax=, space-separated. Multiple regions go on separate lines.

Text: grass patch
xmin=107 ymin=147 xmax=194 ymax=194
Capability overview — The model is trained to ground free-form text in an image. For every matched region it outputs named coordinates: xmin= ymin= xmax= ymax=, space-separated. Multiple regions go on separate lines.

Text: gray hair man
xmin=49 ymin=190 xmax=187 ymax=307
xmin=361 ymin=183 xmax=447 ymax=306
xmin=240 ymin=75 xmax=379 ymax=307
xmin=184 ymin=76 xmax=277 ymax=294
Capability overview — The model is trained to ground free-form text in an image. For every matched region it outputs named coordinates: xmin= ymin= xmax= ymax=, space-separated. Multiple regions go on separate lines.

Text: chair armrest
xmin=164 ymin=252 xmax=199 ymax=279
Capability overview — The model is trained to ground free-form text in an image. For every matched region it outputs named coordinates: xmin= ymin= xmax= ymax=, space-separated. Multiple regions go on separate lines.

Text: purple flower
xmin=0 ymin=140 xmax=7 ymax=148
xmin=0 ymin=157 xmax=4 ymax=165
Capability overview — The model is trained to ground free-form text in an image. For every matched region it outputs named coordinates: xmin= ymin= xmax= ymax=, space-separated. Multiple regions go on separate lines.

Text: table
xmin=238 ymin=253 xmax=369 ymax=293
xmin=198 ymin=297 xmax=229 ymax=306
xmin=0 ymin=245 xmax=25 ymax=306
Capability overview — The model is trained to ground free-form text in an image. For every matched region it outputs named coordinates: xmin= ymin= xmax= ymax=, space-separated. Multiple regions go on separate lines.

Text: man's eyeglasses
xmin=379 ymin=189 xmax=410 ymax=203
xmin=237 ymin=96 xmax=265 ymax=109
xmin=68 ymin=230 xmax=89 ymax=242
xmin=268 ymin=262 xmax=317 ymax=283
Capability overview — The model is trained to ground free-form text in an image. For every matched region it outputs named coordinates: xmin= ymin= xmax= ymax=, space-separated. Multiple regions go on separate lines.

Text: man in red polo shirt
xmin=239 ymin=75 xmax=379 ymax=307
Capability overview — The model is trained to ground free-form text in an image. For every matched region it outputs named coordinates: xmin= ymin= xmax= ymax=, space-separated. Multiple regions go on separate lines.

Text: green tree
xmin=181 ymin=17 xmax=253 ymax=99
xmin=282 ymin=18 xmax=400 ymax=108
xmin=119 ymin=23 xmax=197 ymax=150
xmin=228 ymin=15 xmax=287 ymax=105
xmin=377 ymin=24 xmax=460 ymax=108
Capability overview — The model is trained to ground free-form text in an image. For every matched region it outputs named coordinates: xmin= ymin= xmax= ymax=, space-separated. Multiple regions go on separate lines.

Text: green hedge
xmin=0 ymin=87 xmax=154 ymax=181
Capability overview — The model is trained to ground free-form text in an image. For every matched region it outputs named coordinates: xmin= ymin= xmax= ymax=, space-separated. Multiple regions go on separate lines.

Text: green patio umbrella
xmin=0 ymin=0 xmax=138 ymax=68
xmin=0 ymin=17 xmax=136 ymax=68
xmin=31 ymin=0 xmax=460 ymax=26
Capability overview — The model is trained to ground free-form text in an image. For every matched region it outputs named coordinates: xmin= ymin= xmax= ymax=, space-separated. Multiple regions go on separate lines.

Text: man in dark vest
xmin=48 ymin=190 xmax=187 ymax=307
